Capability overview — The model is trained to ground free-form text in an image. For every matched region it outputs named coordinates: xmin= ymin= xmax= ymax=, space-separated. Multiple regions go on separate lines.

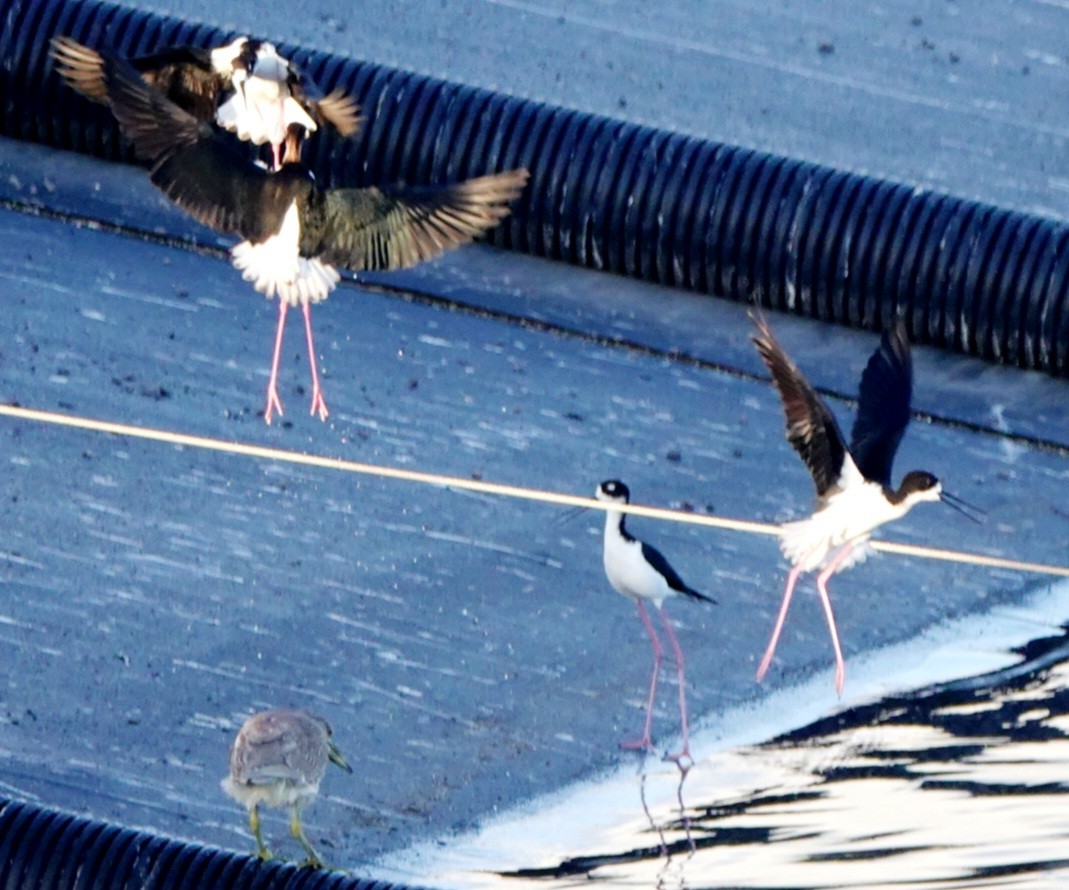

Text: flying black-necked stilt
xmin=53 ymin=42 xmax=528 ymax=423
xmin=222 ymin=708 xmax=352 ymax=868
xmin=52 ymin=36 xmax=361 ymax=171
xmin=596 ymin=480 xmax=716 ymax=762
xmin=750 ymin=311 xmax=982 ymax=695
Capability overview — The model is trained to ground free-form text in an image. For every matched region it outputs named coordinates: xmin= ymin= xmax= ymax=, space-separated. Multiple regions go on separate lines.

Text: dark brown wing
xmin=750 ymin=311 xmax=848 ymax=498
xmin=50 ymin=36 xmax=112 ymax=102
xmin=51 ymin=37 xmax=222 ymax=118
xmin=51 ymin=37 xmax=291 ymax=243
xmin=131 ymin=45 xmax=226 ymax=122
xmin=311 ymin=88 xmax=362 ymax=137
xmin=301 ymin=169 xmax=529 ymax=271
xmin=286 ymin=63 xmax=362 ymax=138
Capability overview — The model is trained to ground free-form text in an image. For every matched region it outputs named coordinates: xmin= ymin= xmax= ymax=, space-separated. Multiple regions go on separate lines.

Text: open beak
xmin=328 ymin=740 xmax=353 ymax=774
xmin=941 ymin=490 xmax=985 ymax=524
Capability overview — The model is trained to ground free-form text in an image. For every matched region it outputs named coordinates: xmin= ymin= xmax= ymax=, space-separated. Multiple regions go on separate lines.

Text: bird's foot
xmin=297 ymin=854 xmax=331 ymax=870
xmin=619 ymin=735 xmax=655 ymax=753
xmin=663 ymin=747 xmax=693 ymax=768
xmin=264 ymin=386 xmax=284 ymax=426
xmin=309 ymin=386 xmax=329 ymax=422
xmin=255 ymin=846 xmax=273 ymax=862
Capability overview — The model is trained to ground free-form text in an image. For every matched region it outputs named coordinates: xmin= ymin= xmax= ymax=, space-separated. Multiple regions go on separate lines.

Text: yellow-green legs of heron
xmin=249 ymin=803 xmax=272 ymax=860
xmin=290 ymin=800 xmax=326 ymax=869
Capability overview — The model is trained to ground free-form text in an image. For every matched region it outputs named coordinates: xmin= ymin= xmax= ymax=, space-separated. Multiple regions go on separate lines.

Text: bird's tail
xmin=682 ymin=586 xmax=717 ymax=605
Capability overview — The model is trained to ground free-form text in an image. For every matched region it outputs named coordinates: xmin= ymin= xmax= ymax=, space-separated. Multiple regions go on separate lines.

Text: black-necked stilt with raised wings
xmin=750 ymin=311 xmax=982 ymax=695
xmin=53 ymin=41 xmax=528 ymax=423
xmin=596 ymin=480 xmax=716 ymax=763
xmin=52 ymin=36 xmax=360 ymax=171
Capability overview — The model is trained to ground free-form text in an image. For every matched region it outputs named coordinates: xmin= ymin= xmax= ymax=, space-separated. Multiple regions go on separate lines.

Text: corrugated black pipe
xmin=0 ymin=797 xmax=417 ymax=890
xmin=1 ymin=0 xmax=1068 ymax=376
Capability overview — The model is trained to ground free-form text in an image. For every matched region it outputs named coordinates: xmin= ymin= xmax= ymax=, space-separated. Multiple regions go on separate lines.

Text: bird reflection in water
xmin=640 ymin=759 xmax=697 ymax=890
xmin=497 ymin=627 xmax=1069 ymax=889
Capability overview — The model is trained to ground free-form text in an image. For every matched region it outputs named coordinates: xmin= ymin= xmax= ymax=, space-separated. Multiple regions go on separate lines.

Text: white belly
xmin=603 ymin=532 xmax=673 ymax=607
xmin=780 ymin=481 xmax=906 ymax=573
xmin=229 ymin=203 xmax=340 ymax=305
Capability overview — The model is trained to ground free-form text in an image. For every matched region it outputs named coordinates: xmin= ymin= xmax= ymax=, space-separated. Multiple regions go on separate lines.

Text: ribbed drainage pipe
xmin=0 ymin=797 xmax=415 ymax=890
xmin=1 ymin=0 xmax=1067 ymax=376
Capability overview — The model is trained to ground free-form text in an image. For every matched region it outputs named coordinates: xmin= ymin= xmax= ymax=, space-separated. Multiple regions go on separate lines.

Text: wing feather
xmin=850 ymin=319 xmax=913 ymax=485
xmin=51 ymin=37 xmax=282 ymax=242
xmin=302 ymin=169 xmax=529 ymax=271
xmin=750 ymin=311 xmax=848 ymax=498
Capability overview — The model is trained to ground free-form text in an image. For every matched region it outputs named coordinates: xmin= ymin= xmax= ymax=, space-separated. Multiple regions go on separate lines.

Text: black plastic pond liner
xmin=0 ymin=797 xmax=417 ymax=890
xmin=1 ymin=0 xmax=1068 ymax=377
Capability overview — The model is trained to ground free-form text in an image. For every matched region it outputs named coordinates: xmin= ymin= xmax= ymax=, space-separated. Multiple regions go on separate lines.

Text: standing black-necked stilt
xmin=53 ymin=42 xmax=528 ymax=424
xmin=750 ymin=311 xmax=982 ymax=695
xmin=596 ymin=480 xmax=716 ymax=762
xmin=52 ymin=37 xmax=360 ymax=171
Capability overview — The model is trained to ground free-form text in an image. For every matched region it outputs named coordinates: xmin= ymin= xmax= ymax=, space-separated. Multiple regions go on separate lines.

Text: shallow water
xmin=376 ymin=581 xmax=1069 ymax=889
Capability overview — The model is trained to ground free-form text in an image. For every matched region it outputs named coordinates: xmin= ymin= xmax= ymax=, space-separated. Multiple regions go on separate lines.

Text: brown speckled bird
xmin=221 ymin=709 xmax=352 ymax=868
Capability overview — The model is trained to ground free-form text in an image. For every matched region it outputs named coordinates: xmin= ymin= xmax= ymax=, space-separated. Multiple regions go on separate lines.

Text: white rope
xmin=1 ymin=403 xmax=1065 ymax=577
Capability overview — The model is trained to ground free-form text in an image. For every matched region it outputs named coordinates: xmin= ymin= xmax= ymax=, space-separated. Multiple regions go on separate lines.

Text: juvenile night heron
xmin=222 ymin=708 xmax=352 ymax=868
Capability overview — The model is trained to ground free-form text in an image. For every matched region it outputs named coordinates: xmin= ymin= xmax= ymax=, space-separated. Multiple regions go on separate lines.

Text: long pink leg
xmin=658 ymin=607 xmax=693 ymax=763
xmin=756 ymin=563 xmax=805 ymax=683
xmin=815 ymin=543 xmax=856 ymax=696
xmin=264 ymin=301 xmax=288 ymax=425
xmin=301 ymin=302 xmax=329 ymax=421
xmin=621 ymin=600 xmax=663 ymax=752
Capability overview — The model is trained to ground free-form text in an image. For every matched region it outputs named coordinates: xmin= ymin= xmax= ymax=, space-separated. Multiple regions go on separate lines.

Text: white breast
xmin=216 ymin=70 xmax=317 ymax=147
xmin=603 ymin=515 xmax=673 ymax=607
xmin=779 ymin=458 xmax=911 ymax=573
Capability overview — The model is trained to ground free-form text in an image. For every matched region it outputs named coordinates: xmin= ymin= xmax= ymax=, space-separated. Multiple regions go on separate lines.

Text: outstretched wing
xmin=850 ymin=319 xmax=913 ymax=485
xmin=750 ymin=311 xmax=848 ymax=498
xmin=51 ymin=37 xmax=282 ymax=242
xmin=302 ymin=169 xmax=529 ymax=272
xmin=286 ymin=62 xmax=362 ymax=137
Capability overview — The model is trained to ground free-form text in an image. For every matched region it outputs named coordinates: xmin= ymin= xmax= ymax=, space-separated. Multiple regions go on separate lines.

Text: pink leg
xmin=815 ymin=543 xmax=856 ymax=697
xmin=302 ymin=302 xmax=329 ymax=421
xmin=756 ymin=563 xmax=805 ymax=683
xmin=658 ymin=607 xmax=692 ymax=763
xmin=264 ymin=301 xmax=288 ymax=425
xmin=621 ymin=600 xmax=663 ymax=753
xmin=271 ymin=141 xmax=282 ymax=171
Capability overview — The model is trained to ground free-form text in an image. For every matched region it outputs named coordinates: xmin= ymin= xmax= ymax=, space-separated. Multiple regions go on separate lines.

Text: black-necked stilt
xmin=750 ymin=311 xmax=982 ymax=695
xmin=54 ymin=42 xmax=528 ymax=424
xmin=51 ymin=36 xmax=360 ymax=171
xmin=596 ymin=480 xmax=715 ymax=762
xmin=222 ymin=708 xmax=352 ymax=868
xmin=215 ymin=41 xmax=362 ymax=170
